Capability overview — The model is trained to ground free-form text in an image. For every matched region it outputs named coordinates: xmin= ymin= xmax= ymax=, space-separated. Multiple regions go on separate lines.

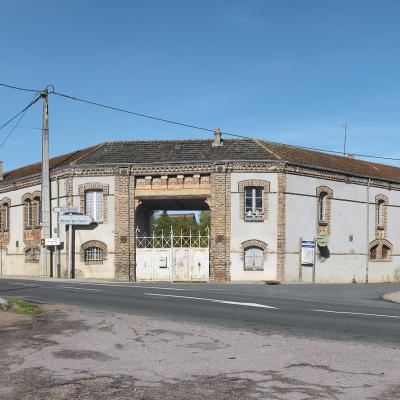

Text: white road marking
xmin=312 ymin=309 xmax=400 ymax=319
xmin=8 ymin=282 xmax=43 ymax=287
xmin=57 ymin=286 xmax=103 ymax=292
xmin=77 ymin=282 xmax=225 ymax=291
xmin=144 ymin=292 xmax=278 ymax=309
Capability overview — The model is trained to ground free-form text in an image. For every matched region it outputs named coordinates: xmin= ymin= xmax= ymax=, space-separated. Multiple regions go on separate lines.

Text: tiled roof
xmin=2 ymin=138 xmax=400 ymax=183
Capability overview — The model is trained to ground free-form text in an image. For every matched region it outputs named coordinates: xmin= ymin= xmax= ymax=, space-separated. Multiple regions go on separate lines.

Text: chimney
xmin=0 ymin=161 xmax=3 ymax=179
xmin=347 ymin=154 xmax=355 ymax=159
xmin=212 ymin=128 xmax=222 ymax=147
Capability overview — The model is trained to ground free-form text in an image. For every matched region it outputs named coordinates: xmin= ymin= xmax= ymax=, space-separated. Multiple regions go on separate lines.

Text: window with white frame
xmin=244 ymin=246 xmax=264 ymax=270
xmin=244 ymin=187 xmax=263 ymax=219
xmin=84 ymin=246 xmax=104 ymax=264
xmin=85 ymin=190 xmax=103 ymax=222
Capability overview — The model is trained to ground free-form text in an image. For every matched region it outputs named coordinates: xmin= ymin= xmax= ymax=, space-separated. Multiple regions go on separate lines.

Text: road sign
xmin=59 ymin=215 xmax=93 ymax=225
xmin=316 ymin=231 xmax=329 ymax=246
xmin=45 ymin=238 xmax=61 ymax=246
xmin=53 ymin=206 xmax=80 ymax=214
xmin=301 ymin=240 xmax=315 ymax=266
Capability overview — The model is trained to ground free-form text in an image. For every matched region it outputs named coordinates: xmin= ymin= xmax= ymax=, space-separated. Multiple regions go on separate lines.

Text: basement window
xmin=84 ymin=247 xmax=104 ymax=265
xmin=244 ymin=246 xmax=264 ymax=271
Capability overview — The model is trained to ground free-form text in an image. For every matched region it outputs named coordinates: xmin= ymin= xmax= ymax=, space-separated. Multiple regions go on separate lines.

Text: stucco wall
xmin=285 ymin=174 xmax=400 ymax=283
xmin=230 ymin=172 xmax=278 ymax=281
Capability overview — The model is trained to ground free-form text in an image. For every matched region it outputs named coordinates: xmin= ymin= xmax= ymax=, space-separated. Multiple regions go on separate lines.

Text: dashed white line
xmin=8 ymin=282 xmax=43 ymax=287
xmin=312 ymin=309 xmax=400 ymax=319
xmin=57 ymin=286 xmax=103 ymax=292
xmin=77 ymin=282 xmax=225 ymax=291
xmin=144 ymin=292 xmax=278 ymax=309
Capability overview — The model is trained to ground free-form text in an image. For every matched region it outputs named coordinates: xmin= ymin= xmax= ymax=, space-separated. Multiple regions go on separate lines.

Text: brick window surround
xmin=241 ymin=239 xmax=268 ymax=271
xmin=375 ymin=194 xmax=388 ymax=239
xmin=22 ymin=192 xmax=41 ymax=242
xmin=316 ymin=186 xmax=333 ymax=230
xmin=79 ymin=183 xmax=109 ymax=224
xmin=0 ymin=198 xmax=11 ymax=244
xmin=238 ymin=180 xmax=270 ymax=221
xmin=369 ymin=238 xmax=392 ymax=262
xmin=80 ymin=240 xmax=108 ymax=264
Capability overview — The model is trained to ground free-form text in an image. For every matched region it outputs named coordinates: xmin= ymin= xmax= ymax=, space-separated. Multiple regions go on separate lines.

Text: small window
xmin=244 ymin=187 xmax=263 ymax=219
xmin=318 ymin=191 xmax=328 ymax=223
xmin=377 ymin=199 xmax=385 ymax=228
xmin=244 ymin=246 xmax=264 ymax=271
xmin=85 ymin=190 xmax=103 ymax=222
xmin=25 ymin=247 xmax=39 ymax=263
xmin=84 ymin=247 xmax=104 ymax=264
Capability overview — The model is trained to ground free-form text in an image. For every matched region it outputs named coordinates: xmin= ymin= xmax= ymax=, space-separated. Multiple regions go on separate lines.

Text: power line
xmin=0 ymin=95 xmax=41 ymax=149
xmin=2 ymin=82 xmax=399 ymax=163
xmin=0 ymin=82 xmax=41 ymax=93
xmin=52 ymin=91 xmax=215 ymax=134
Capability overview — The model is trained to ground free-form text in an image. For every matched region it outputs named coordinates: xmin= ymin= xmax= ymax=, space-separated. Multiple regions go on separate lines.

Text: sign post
xmin=300 ymin=239 xmax=316 ymax=283
xmin=59 ymin=212 xmax=93 ymax=279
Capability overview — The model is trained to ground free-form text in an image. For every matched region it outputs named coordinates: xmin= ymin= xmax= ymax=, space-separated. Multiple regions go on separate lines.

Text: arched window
xmin=33 ymin=196 xmax=41 ymax=227
xmin=0 ymin=201 xmax=10 ymax=231
xmin=25 ymin=247 xmax=40 ymax=263
xmin=244 ymin=246 xmax=264 ymax=271
xmin=318 ymin=191 xmax=328 ymax=223
xmin=376 ymin=197 xmax=387 ymax=230
xmin=84 ymin=246 xmax=104 ymax=264
xmin=26 ymin=199 xmax=33 ymax=228
xmin=369 ymin=239 xmax=392 ymax=261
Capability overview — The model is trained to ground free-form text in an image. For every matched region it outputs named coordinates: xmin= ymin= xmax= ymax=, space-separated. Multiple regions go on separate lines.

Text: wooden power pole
xmin=39 ymin=89 xmax=51 ymax=277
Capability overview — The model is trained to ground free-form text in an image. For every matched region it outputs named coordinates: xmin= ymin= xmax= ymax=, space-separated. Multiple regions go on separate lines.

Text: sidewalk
xmin=383 ymin=291 xmax=400 ymax=304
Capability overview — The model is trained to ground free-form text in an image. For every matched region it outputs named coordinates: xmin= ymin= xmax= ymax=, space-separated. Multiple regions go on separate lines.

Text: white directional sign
xmin=59 ymin=215 xmax=93 ymax=225
xmin=53 ymin=206 xmax=80 ymax=214
xmin=45 ymin=238 xmax=61 ymax=246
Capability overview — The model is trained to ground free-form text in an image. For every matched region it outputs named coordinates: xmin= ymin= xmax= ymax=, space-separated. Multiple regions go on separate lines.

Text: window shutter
xmin=95 ymin=191 xmax=103 ymax=222
xmin=86 ymin=191 xmax=94 ymax=220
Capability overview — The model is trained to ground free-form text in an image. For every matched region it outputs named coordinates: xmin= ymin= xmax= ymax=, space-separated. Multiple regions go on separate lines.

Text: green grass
xmin=2 ymin=296 xmax=40 ymax=315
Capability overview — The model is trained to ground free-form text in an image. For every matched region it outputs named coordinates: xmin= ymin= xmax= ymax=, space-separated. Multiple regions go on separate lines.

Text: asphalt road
xmin=1 ymin=277 xmax=399 ymax=344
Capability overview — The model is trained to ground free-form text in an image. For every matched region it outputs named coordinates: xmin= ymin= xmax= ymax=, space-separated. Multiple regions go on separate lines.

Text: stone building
xmin=0 ymin=132 xmax=399 ymax=283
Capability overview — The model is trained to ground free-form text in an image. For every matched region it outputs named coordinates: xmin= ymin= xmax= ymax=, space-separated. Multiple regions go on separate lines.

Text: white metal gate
xmin=136 ymin=229 xmax=209 ymax=282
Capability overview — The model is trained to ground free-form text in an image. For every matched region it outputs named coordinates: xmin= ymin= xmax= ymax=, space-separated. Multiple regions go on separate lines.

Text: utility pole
xmin=39 ymin=89 xmax=51 ymax=277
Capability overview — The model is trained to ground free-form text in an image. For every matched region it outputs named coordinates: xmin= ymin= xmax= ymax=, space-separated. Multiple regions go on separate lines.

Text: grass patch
xmin=2 ymin=296 xmax=40 ymax=315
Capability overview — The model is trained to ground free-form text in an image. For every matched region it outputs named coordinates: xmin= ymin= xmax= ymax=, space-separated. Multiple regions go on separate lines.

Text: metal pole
xmin=39 ymin=89 xmax=51 ymax=277
xmin=67 ymin=222 xmax=73 ymax=279
xmin=298 ymin=237 xmax=302 ymax=282
xmin=343 ymin=124 xmax=347 ymax=156
xmin=55 ymin=176 xmax=60 ymax=277
xmin=312 ymin=238 xmax=317 ymax=283
xmin=366 ymin=178 xmax=370 ymax=283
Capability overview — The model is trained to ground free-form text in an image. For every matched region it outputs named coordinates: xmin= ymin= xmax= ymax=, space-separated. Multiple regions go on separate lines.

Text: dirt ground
xmin=0 ymin=305 xmax=399 ymax=400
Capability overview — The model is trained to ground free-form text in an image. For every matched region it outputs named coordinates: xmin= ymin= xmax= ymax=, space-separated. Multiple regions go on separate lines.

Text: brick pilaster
xmin=114 ymin=172 xmax=136 ymax=280
xmin=276 ymin=172 xmax=286 ymax=281
xmin=210 ymin=168 xmax=231 ymax=281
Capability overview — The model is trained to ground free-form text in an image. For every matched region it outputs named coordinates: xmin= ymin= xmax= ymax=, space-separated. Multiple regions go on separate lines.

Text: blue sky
xmin=0 ymin=0 xmax=400 ymax=171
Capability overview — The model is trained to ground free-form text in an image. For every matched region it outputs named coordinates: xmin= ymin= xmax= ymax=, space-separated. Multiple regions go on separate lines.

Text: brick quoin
xmin=209 ymin=168 xmax=231 ymax=282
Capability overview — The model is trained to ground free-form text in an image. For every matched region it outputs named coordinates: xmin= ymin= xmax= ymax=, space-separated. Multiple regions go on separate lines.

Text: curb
xmin=382 ymin=291 xmax=400 ymax=304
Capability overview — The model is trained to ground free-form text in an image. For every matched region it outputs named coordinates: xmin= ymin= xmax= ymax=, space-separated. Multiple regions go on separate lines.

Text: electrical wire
xmin=1 ymin=82 xmax=400 ymax=163
xmin=0 ymin=95 xmax=41 ymax=133
xmin=52 ymin=91 xmax=215 ymax=133
xmin=0 ymin=94 xmax=41 ymax=149
xmin=0 ymin=82 xmax=41 ymax=93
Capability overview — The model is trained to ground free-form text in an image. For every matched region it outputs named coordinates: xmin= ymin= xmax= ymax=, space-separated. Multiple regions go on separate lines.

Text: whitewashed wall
xmin=285 ymin=174 xmax=400 ymax=283
xmin=230 ymin=172 xmax=278 ymax=281
xmin=0 ymin=176 xmax=116 ymax=280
